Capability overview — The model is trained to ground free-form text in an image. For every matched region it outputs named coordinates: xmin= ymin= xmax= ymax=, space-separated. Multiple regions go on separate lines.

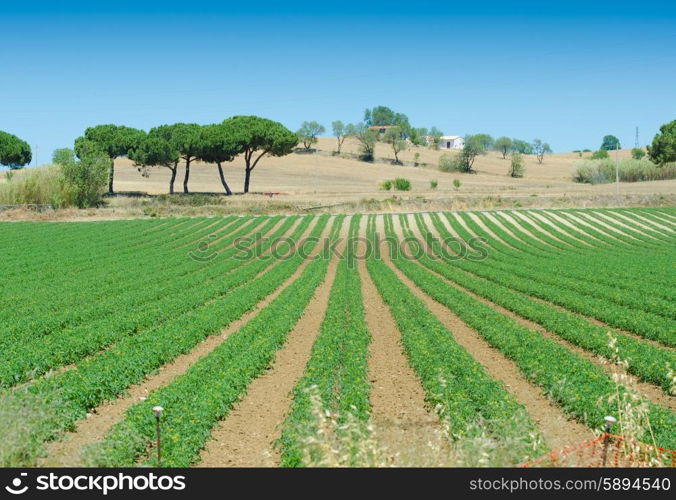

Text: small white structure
xmin=439 ymin=135 xmax=464 ymax=150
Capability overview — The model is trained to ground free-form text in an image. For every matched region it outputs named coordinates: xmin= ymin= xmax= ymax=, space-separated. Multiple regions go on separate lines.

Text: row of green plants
xmin=367 ymin=215 xmax=546 ymax=462
xmin=0 ymin=217 xmax=306 ymax=388
xmin=86 ymin=217 xmax=346 ymax=467
xmin=404 ymin=214 xmax=675 ymax=394
xmin=279 ymin=216 xmax=372 ymax=467
xmin=382 ymin=215 xmax=676 ymax=450
xmin=1 ymin=216 xmax=333 ymax=465
xmin=430 ymin=213 xmax=675 ymax=346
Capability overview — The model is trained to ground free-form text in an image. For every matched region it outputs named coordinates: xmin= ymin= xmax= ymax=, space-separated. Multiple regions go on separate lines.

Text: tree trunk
xmin=108 ymin=159 xmax=115 ymax=195
xmin=169 ymin=165 xmax=177 ymax=194
xmin=183 ymin=158 xmax=191 ymax=194
xmin=216 ymin=162 xmax=233 ymax=195
xmin=244 ymin=167 xmax=251 ymax=194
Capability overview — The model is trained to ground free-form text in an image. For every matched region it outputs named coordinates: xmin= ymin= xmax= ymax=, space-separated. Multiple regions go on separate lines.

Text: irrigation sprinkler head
xmin=153 ymin=406 xmax=164 ymax=419
xmin=604 ymin=415 xmax=617 ymax=431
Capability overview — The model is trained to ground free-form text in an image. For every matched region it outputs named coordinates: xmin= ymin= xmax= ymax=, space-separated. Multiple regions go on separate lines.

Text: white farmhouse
xmin=439 ymin=135 xmax=464 ymax=150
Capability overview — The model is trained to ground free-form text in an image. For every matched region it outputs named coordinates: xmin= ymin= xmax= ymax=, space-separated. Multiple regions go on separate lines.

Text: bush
xmin=430 ymin=179 xmax=438 ymax=190
xmin=631 ymin=148 xmax=645 ymax=160
xmin=380 ymin=180 xmax=393 ymax=191
xmin=0 ymin=165 xmax=73 ymax=207
xmin=647 ymin=120 xmax=676 ymax=165
xmin=60 ymin=150 xmax=110 ymax=208
xmin=509 ymin=153 xmax=525 ymax=178
xmin=591 ymin=150 xmax=609 ymax=160
xmin=453 ymin=178 xmax=461 ymax=190
xmin=438 ymin=153 xmax=469 ymax=172
xmin=573 ymin=158 xmax=676 ymax=184
xmin=393 ymin=178 xmax=411 ymax=191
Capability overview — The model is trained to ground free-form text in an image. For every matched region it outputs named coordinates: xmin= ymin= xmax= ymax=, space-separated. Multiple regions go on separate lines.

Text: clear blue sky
xmin=2 ymin=1 xmax=675 ymax=164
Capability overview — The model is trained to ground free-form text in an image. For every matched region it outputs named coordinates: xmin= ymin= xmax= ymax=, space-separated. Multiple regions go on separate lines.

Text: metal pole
xmin=153 ymin=406 xmax=163 ymax=467
xmin=602 ymin=416 xmax=616 ymax=466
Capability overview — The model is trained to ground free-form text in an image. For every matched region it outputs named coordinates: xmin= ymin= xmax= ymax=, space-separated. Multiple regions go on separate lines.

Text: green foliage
xmin=331 ymin=120 xmax=347 ymax=153
xmin=494 ymin=136 xmax=513 ymax=158
xmin=470 ymin=133 xmax=494 ymax=150
xmin=631 ymin=148 xmax=645 ymax=160
xmin=0 ymin=131 xmax=32 ymax=169
xmin=393 ymin=177 xmax=411 ymax=191
xmin=574 ymin=158 xmax=676 ymax=184
xmin=532 ymin=139 xmax=552 ymax=164
xmin=221 ymin=116 xmax=298 ymax=192
xmin=456 ymin=135 xmax=487 ymax=172
xmin=438 ymin=153 xmax=455 ymax=172
xmin=296 ymin=121 xmax=325 ymax=150
xmin=509 ymin=153 xmax=525 ymax=177
xmin=430 ymin=179 xmax=438 ymax=190
xmin=591 ymin=149 xmax=610 ymax=160
xmin=60 ymin=142 xmax=110 ymax=208
xmin=348 ymin=123 xmax=378 ymax=162
xmin=52 ymin=148 xmax=75 ymax=166
xmin=129 ymin=131 xmax=181 ymax=193
xmin=383 ymin=126 xmax=407 ymax=164
xmin=647 ymin=119 xmax=676 ymax=165
xmin=380 ymin=179 xmax=392 ymax=191
xmin=512 ymin=139 xmax=533 ymax=155
xmin=600 ymin=134 xmax=621 ymax=151
xmin=0 ymin=165 xmax=72 ymax=207
xmin=453 ymin=178 xmax=461 ymax=190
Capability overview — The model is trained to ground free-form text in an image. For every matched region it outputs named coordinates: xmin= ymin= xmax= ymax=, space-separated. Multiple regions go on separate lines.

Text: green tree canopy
xmin=74 ymin=124 xmax=145 ymax=194
xmin=383 ymin=127 xmax=407 ymax=164
xmin=512 ymin=139 xmax=534 ymax=155
xmin=0 ymin=131 xmax=32 ymax=169
xmin=428 ymin=126 xmax=443 ymax=149
xmin=129 ymin=128 xmax=181 ymax=194
xmin=331 ymin=120 xmax=348 ymax=154
xmin=59 ymin=141 xmax=110 ymax=208
xmin=347 ymin=123 xmax=378 ymax=162
xmin=143 ymin=123 xmax=202 ymax=193
xmin=600 ymin=134 xmax=621 ymax=151
xmin=470 ymin=133 xmax=494 ymax=150
xmin=647 ymin=120 xmax=676 ymax=165
xmin=296 ymin=121 xmax=325 ymax=150
xmin=494 ymin=137 xmax=513 ymax=159
xmin=198 ymin=123 xmax=238 ymax=195
xmin=221 ymin=116 xmax=298 ymax=193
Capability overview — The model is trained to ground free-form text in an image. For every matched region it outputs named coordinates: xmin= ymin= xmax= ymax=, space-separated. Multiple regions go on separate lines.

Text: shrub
xmin=573 ymin=158 xmax=676 ymax=184
xmin=380 ymin=180 xmax=393 ymax=191
xmin=430 ymin=179 xmax=438 ymax=190
xmin=631 ymin=148 xmax=645 ymax=160
xmin=413 ymin=152 xmax=421 ymax=167
xmin=647 ymin=119 xmax=676 ymax=165
xmin=509 ymin=153 xmax=525 ymax=178
xmin=393 ymin=178 xmax=411 ymax=191
xmin=591 ymin=150 xmax=609 ymax=160
xmin=0 ymin=165 xmax=73 ymax=207
xmin=60 ymin=148 xmax=110 ymax=208
xmin=453 ymin=178 xmax=461 ymax=190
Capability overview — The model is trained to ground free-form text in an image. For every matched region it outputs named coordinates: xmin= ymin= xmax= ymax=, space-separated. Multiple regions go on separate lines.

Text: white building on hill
xmin=439 ymin=135 xmax=464 ymax=150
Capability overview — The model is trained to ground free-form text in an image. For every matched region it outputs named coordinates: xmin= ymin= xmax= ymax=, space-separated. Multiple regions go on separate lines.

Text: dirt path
xmin=196 ymin=219 xmax=350 ymax=467
xmin=385 ymin=216 xmax=593 ymax=451
xmin=357 ymin=231 xmax=444 ymax=466
xmin=38 ymin=216 xmax=329 ymax=467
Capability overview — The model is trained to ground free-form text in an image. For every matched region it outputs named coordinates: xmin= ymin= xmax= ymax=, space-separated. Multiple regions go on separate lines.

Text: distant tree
xmin=512 ymin=138 xmax=534 ymax=155
xmin=532 ymin=139 xmax=552 ymax=164
xmin=0 ymin=131 xmax=32 ymax=169
xmin=509 ymin=153 xmax=525 ymax=177
xmin=383 ymin=127 xmax=407 ymax=164
xmin=471 ymin=133 xmax=494 ymax=150
xmin=631 ymin=148 xmax=645 ymax=160
xmin=348 ymin=123 xmax=378 ymax=162
xmin=428 ymin=126 xmax=443 ymax=149
xmin=52 ymin=148 xmax=75 ymax=166
xmin=494 ymin=137 xmax=513 ymax=159
xmin=332 ymin=121 xmax=348 ymax=154
xmin=647 ymin=120 xmax=676 ymax=165
xmin=198 ymin=123 xmax=237 ymax=195
xmin=221 ymin=116 xmax=298 ymax=193
xmin=129 ymin=130 xmax=181 ymax=194
xmin=600 ymin=134 xmax=621 ymax=151
xmin=296 ymin=121 xmax=325 ymax=151
xmin=591 ymin=149 xmax=609 ymax=160
xmin=74 ymin=124 xmax=145 ymax=194
xmin=59 ymin=141 xmax=109 ymax=208
xmin=364 ymin=106 xmax=409 ymax=127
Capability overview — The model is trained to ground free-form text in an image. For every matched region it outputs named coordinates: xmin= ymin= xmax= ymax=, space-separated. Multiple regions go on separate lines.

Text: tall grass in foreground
xmin=574 ymin=158 xmax=676 ymax=184
xmin=0 ymin=165 xmax=74 ymax=207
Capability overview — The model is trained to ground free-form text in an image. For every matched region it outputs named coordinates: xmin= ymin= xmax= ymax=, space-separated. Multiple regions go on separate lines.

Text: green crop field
xmin=0 ymin=207 xmax=674 ymax=467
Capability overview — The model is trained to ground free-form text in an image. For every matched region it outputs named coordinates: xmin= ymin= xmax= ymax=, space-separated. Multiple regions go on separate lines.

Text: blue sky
xmin=1 ymin=1 xmax=675 ymax=164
